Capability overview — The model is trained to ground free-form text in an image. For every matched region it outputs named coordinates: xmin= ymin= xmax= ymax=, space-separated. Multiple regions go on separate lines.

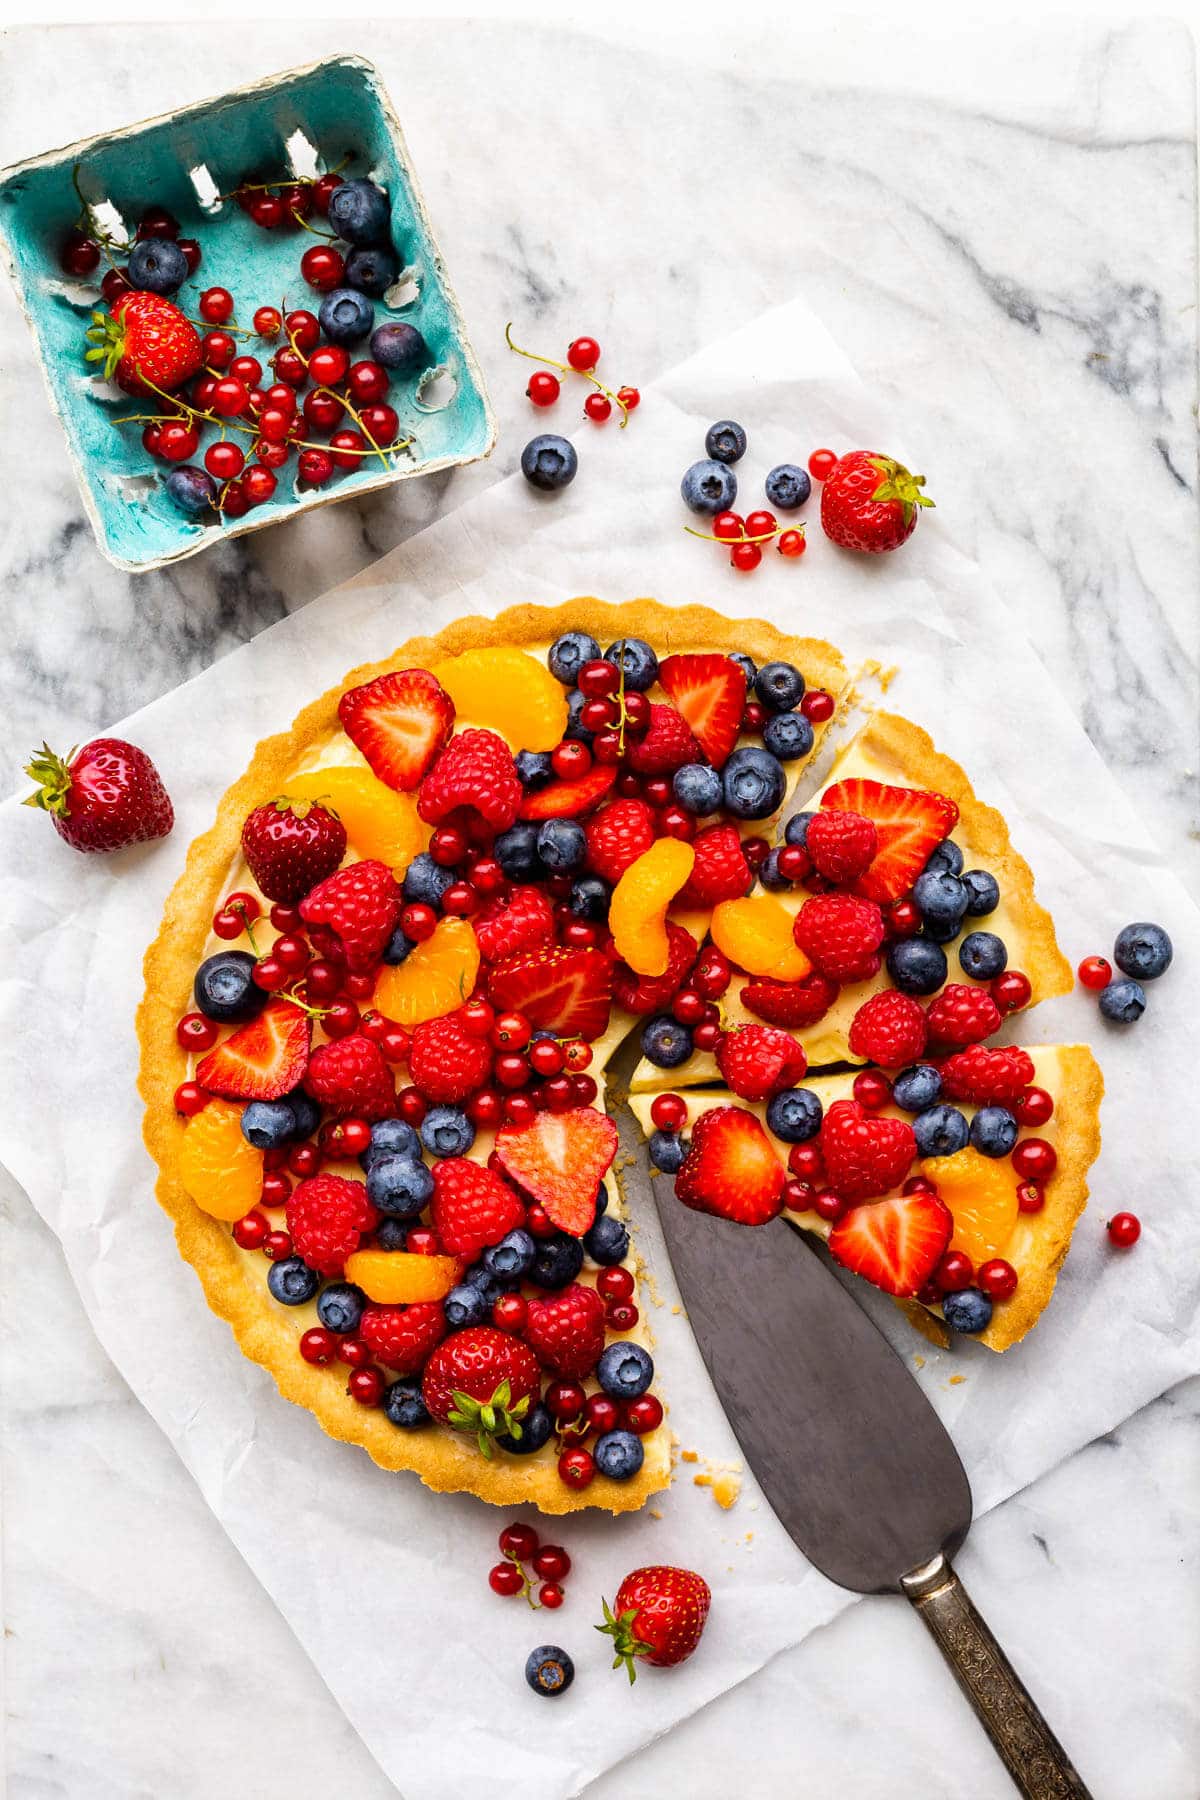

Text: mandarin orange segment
xmin=344 ymin=1249 xmax=465 ymax=1303
xmin=431 ymin=648 xmax=568 ymax=752
xmin=921 ymin=1146 xmax=1020 ymax=1264
xmin=711 ymin=895 xmax=813 ymax=982
xmin=610 ymin=837 xmax=696 ymax=976
xmin=285 ymin=766 xmax=428 ymax=872
xmin=373 ymin=916 xmax=480 ymax=1026
xmin=179 ymin=1100 xmax=265 ymax=1222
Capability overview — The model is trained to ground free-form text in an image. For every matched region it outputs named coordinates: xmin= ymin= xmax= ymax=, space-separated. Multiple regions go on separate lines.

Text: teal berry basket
xmin=0 ymin=56 xmax=496 ymax=573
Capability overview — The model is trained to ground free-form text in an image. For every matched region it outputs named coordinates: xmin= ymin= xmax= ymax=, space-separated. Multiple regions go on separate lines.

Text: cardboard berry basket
xmin=0 ymin=55 xmax=496 ymax=573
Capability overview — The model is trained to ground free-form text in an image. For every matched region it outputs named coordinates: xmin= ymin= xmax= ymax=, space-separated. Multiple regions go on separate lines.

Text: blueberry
xmin=344 ymin=244 xmax=400 ymax=298
xmin=649 ymin=1130 xmax=687 ymax=1173
xmin=764 ymin=463 xmax=812 ymax=510
xmin=193 ymin=951 xmax=267 ymax=1022
xmin=420 ymin=1106 xmax=475 ymax=1159
xmin=673 ymin=763 xmax=723 ymax=816
xmin=583 ymin=1213 xmax=629 ymax=1264
xmin=597 ymin=1341 xmax=653 ymax=1398
xmin=887 ymin=938 xmax=948 ymax=996
xmin=516 ymin=749 xmax=555 ymax=790
xmin=371 ymin=321 xmax=430 ymax=375
xmin=537 ymin=817 xmax=587 ymax=872
xmin=165 ymin=466 xmax=217 ymax=516
xmin=498 ymin=1401 xmax=553 ymax=1456
xmin=892 ymin=1064 xmax=942 ymax=1113
xmin=327 ymin=178 xmax=391 ymax=245
xmin=366 ymin=1155 xmax=434 ymax=1217
xmin=593 ymin=1183 xmax=609 ymax=1216
xmin=603 ymin=638 xmax=659 ymax=692
xmin=267 ymin=1257 xmax=320 ymax=1306
xmin=548 ymin=631 xmax=602 ymax=685
xmin=959 ymin=932 xmax=1008 ymax=980
xmin=240 ymin=1099 xmax=296 ymax=1150
xmin=525 ymin=1645 xmax=575 ymax=1697
xmin=913 ymin=1105 xmax=970 ymax=1157
xmin=570 ymin=875 xmax=611 ymax=920
xmin=564 ymin=687 xmax=596 ymax=745
xmin=374 ymin=1218 xmax=411 ymax=1251
xmin=521 ymin=434 xmax=577 ymax=491
xmin=286 ymin=1090 xmax=322 ymax=1140
xmin=1113 ymin=921 xmax=1173 ymax=981
xmin=766 ymin=1087 xmax=823 ymax=1143
xmin=127 ymin=236 xmax=188 ymax=295
xmin=758 ymin=848 xmax=792 ymax=891
xmin=318 ymin=287 xmax=375 ymax=345
xmin=962 ymin=870 xmax=1000 ymax=916
xmin=784 ymin=811 xmax=815 ymax=848
xmin=924 ymin=841 xmax=964 ymax=878
xmin=1099 ymin=978 xmax=1146 ymax=1024
xmin=360 ymin=1117 xmax=421 ymax=1170
xmin=403 ymin=851 xmax=454 ymax=908
xmin=942 ymin=1287 xmax=993 ymax=1334
xmin=922 ymin=915 xmax=963 ymax=945
xmin=754 ymin=661 xmax=806 ymax=712
xmin=729 ymin=652 xmax=758 ymax=686
xmin=495 ymin=822 xmax=544 ymax=882
xmin=913 ymin=869 xmax=969 ymax=926
xmin=444 ymin=1282 xmax=491 ymax=1329
xmin=383 ymin=1378 xmax=430 ymax=1428
xmin=762 ymin=712 xmax=814 ymax=762
xmin=529 ymin=1233 xmax=584 ymax=1290
xmin=641 ymin=1015 xmax=693 ymax=1068
xmin=317 ymin=1282 xmax=366 ymax=1335
xmin=970 ymin=1106 xmax=1019 ymax=1158
xmin=482 ymin=1228 xmax=536 ymax=1283
xmin=383 ymin=925 xmax=415 ymax=965
xmin=723 ymin=746 xmax=786 ymax=820
xmin=593 ymin=1429 xmax=645 ymax=1481
xmin=705 ymin=419 xmax=748 ymax=463
xmin=680 ymin=458 xmax=737 ymax=515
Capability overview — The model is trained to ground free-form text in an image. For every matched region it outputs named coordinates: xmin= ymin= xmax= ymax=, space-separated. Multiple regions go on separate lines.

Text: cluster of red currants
xmin=508 ymin=325 xmax=640 ymax=426
xmin=489 ymin=1522 xmax=572 ymax=1609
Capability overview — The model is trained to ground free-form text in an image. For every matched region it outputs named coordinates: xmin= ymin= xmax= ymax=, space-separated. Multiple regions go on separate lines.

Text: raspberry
xmin=473 ymin=884 xmax=554 ymax=963
xmin=585 ymin=799 xmax=657 ymax=885
xmin=793 ymin=893 xmax=885 ymax=982
xmin=430 ymin=1158 xmax=524 ymax=1258
xmin=360 ymin=1301 xmax=447 ymax=1373
xmin=926 ymin=983 xmax=1003 ymax=1047
xmin=523 ymin=1282 xmax=606 ymax=1379
xmin=740 ymin=970 xmax=839 ymax=1027
xmin=408 ymin=1013 xmax=493 ymax=1102
xmin=715 ymin=1024 xmax=807 ymax=1100
xmin=805 ymin=809 xmax=878 ymax=884
xmin=299 ymin=858 xmax=401 ymax=972
xmin=678 ymin=822 xmax=752 ymax=907
xmin=418 ymin=728 xmax=522 ymax=831
xmin=939 ymin=1044 xmax=1036 ymax=1104
xmin=626 ymin=704 xmax=702 ymax=775
xmin=820 ymin=1098 xmax=915 ymax=1200
xmin=285 ymin=1173 xmax=375 ymax=1276
xmin=847 ymin=990 xmax=927 ymax=1067
xmin=304 ymin=1033 xmax=397 ymax=1120
xmin=612 ymin=922 xmax=698 ymax=1013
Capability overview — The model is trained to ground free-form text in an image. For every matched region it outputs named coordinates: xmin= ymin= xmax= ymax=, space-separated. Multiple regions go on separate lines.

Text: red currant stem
xmin=614 ymin=638 xmax=629 ymax=757
xmin=237 ymin=903 xmax=262 ymax=959
xmin=684 ymin=524 xmax=793 ymax=546
xmin=214 ymin=156 xmax=353 ymax=204
xmin=184 ymin=314 xmax=254 ymax=340
xmin=503 ymin=1549 xmax=542 ymax=1610
xmin=504 ymin=322 xmax=630 ymax=428
xmin=282 ymin=322 xmax=403 ymax=468
xmin=117 ymin=387 xmax=408 ymax=462
xmin=290 ymin=212 xmax=340 ymax=242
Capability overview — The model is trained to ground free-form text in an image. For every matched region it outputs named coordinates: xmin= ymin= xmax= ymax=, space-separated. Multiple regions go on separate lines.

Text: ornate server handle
xmin=900 ymin=1554 xmax=1094 ymax=1800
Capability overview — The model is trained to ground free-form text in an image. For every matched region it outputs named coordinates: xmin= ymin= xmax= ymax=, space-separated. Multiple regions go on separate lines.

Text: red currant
xmin=308 ymin=344 xmax=350 ymax=385
xmin=528 ymin=1037 xmax=566 ymax=1077
xmin=800 ymin=688 xmax=834 ymax=722
xmin=888 ymin=897 xmax=921 ymax=938
xmin=782 ymin=1177 xmax=814 ymax=1210
xmin=210 ymin=377 xmax=249 ymax=419
xmin=584 ymin=392 xmax=612 ymax=423
xmin=596 ymin=1265 xmax=635 ymax=1302
xmin=280 ymin=183 xmax=312 ymax=222
xmin=585 ymin=1394 xmax=620 ymax=1436
xmin=359 ymin=404 xmax=400 ymax=447
xmin=252 ymin=306 xmax=282 ymax=339
xmin=571 ymin=1073 xmax=598 ymax=1106
xmin=249 ymin=193 xmax=285 ymax=229
xmin=814 ymin=1190 xmax=846 ymax=1222
xmin=311 ymin=173 xmax=344 ymax=215
xmin=692 ymin=1020 xmax=721 ymax=1052
xmin=623 ymin=1395 xmax=664 ymax=1435
xmin=788 ymin=1143 xmax=824 ymax=1182
xmin=936 ymin=1251 xmax=975 ymax=1292
xmin=492 ymin=1011 xmax=532 ymax=1050
xmin=284 ymin=308 xmax=321 ymax=350
xmin=205 ymin=441 xmax=245 ymax=481
xmin=538 ymin=1582 xmax=565 ymax=1609
xmin=301 ymin=245 xmax=345 ymax=291
xmin=348 ymin=360 xmax=390 ymax=404
xmin=526 ymin=371 xmax=560 ymax=407
xmin=159 ymin=422 xmax=200 ymax=463
xmin=659 ymin=805 xmax=696 ymax=841
xmin=177 ymin=239 xmax=202 ymax=274
xmin=101 ymin=267 xmax=132 ymax=303
xmin=338 ymin=1337 xmax=371 ymax=1368
xmin=330 ymin=429 xmax=368 ymax=470
xmin=671 ymin=989 xmax=706 ymax=1026
xmin=242 ymin=465 xmax=278 ymax=506
xmin=1107 ymin=1211 xmax=1141 ymax=1248
xmin=347 ymin=1366 xmax=384 ymax=1406
xmin=299 ymin=449 xmax=335 ymax=488
xmin=745 ymin=509 xmax=777 ymax=539
xmin=567 ymin=336 xmax=600 ymax=371
xmin=498 ymin=1521 xmax=538 ymax=1560
xmin=254 ymin=440 xmax=290 ymax=471
xmin=903 ymin=1175 xmax=937 ymax=1195
xmin=545 ymin=1380 xmax=586 ymax=1423
xmin=199 ymin=287 xmax=234 ymax=324
xmin=1014 ymin=1086 xmax=1054 ymax=1127
xmin=264 ymin=1230 xmax=293 ymax=1261
xmin=488 ymin=1561 xmax=524 ymax=1597
xmin=730 ymin=541 xmax=762 ymax=572
xmin=260 ymin=1171 xmax=291 ymax=1208
xmin=232 ymin=1211 xmax=269 ymax=1250
xmin=1016 ymin=1180 xmax=1045 ymax=1214
xmin=532 ymin=1544 xmax=571 ymax=1581
xmin=407 ymin=1226 xmax=442 ymax=1258
xmin=692 ymin=947 xmax=731 ymax=999
xmin=808 ymin=448 xmax=838 ymax=481
xmin=558 ymin=1447 xmax=595 ymax=1489
xmin=174 ymin=1081 xmax=208 ymax=1116
xmin=606 ymin=1300 xmax=639 ymax=1331
xmin=229 ymin=355 xmax=263 ymax=386
xmin=288 ymin=1143 xmax=321 ymax=1178
xmin=299 ymin=1327 xmax=337 ymax=1365
xmin=493 ymin=1293 xmax=528 ymax=1332
xmin=1011 ymin=1138 xmax=1056 ymax=1181
xmin=176 ymin=1011 xmax=219 ymax=1052
xmin=323 ymin=999 xmax=360 ymax=1039
xmin=712 ymin=514 xmax=745 ymax=548
xmin=400 ymin=903 xmax=437 ymax=942
xmin=992 ymin=970 xmax=1032 ymax=1015
xmin=1077 ymin=956 xmax=1112 ymax=990
xmin=777 ymin=529 xmax=807 ymax=558
xmin=272 ymin=348 xmax=307 ymax=387
xmin=650 ymin=1092 xmax=688 ymax=1132
xmin=978 ymin=1258 xmax=1018 ymax=1300
xmin=853 ymin=1069 xmax=892 ymax=1111
xmin=220 ymin=481 xmax=250 ymax=518
xmin=577 ymin=659 xmax=619 ymax=697
xmin=617 ymin=386 xmax=640 ymax=411
xmin=60 ymin=230 xmax=101 ymax=276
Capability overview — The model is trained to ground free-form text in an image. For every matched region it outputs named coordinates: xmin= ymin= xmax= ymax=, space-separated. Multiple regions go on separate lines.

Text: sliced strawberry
xmin=337 ymin=669 xmax=454 ymax=792
xmin=827 ymin=1192 xmax=952 ymax=1297
xmin=493 ymin=1106 xmax=618 ymax=1234
xmin=485 ymin=944 xmax=612 ymax=1039
xmin=674 ymin=1106 xmax=785 ymax=1226
xmin=519 ymin=764 xmax=618 ymax=820
xmin=657 ymin=653 xmax=747 ymax=767
xmin=195 ymin=1001 xmax=311 ymax=1102
xmin=820 ymin=778 xmax=958 ymax=905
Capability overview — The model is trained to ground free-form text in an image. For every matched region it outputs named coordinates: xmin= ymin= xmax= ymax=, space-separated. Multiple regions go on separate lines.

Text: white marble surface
xmin=1 ymin=17 xmax=1198 ymax=1800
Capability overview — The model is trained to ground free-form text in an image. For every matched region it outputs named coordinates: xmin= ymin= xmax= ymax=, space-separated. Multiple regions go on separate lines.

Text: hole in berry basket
xmin=188 ymin=164 xmax=222 ymax=216
xmin=414 ymin=364 xmax=457 ymax=413
xmin=384 ymin=267 xmax=421 ymax=310
xmin=45 ymin=275 xmax=102 ymax=306
xmin=89 ymin=199 xmax=131 ymax=249
xmin=83 ymin=373 xmax=126 ymax=404
xmin=285 ymin=129 xmax=320 ymax=180
xmin=110 ymin=471 xmax=161 ymax=503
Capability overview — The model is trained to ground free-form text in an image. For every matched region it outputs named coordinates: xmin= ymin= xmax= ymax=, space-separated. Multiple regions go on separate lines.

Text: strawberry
xmin=421 ymin=1326 xmax=542 ymax=1455
xmin=336 ymin=668 xmax=454 ymax=791
xmin=926 ymin=983 xmax=1003 ymax=1047
xmin=939 ymin=1044 xmax=1037 ymax=1106
xmin=828 ymin=1191 xmax=952 ymax=1296
xmin=486 ymin=944 xmax=612 ymax=1040
xmin=714 ymin=1024 xmax=807 ymax=1101
xmin=24 ymin=738 xmax=173 ymax=854
xmin=740 ymin=970 xmax=839 ymax=1028
xmin=472 ymin=883 xmax=554 ymax=963
xmin=360 ymin=1301 xmax=447 ymax=1374
xmin=677 ymin=822 xmax=751 ymax=908
xmin=657 ymin=653 xmax=746 ymax=767
xmin=523 ymin=1282 xmax=607 ymax=1379
xmin=626 ymin=704 xmax=702 ymax=775
xmin=793 ymin=893 xmax=885 ymax=982
xmin=299 ymin=858 xmax=401 ymax=971
xmin=805 ymin=809 xmax=878 ymax=885
xmin=820 ymin=1098 xmax=915 ymax=1200
xmin=847 ymin=990 xmax=927 ymax=1067
xmin=418 ymin=728 xmax=522 ymax=830
xmin=820 ymin=779 xmax=958 ymax=906
xmin=85 ymin=292 xmax=202 ymax=394
xmin=492 ymin=1106 xmax=618 ymax=1234
xmin=612 ymin=922 xmax=698 ymax=1014
xmin=519 ymin=763 xmax=618 ymax=820
xmin=819 ymin=451 xmax=934 ymax=555
xmin=408 ymin=1013 xmax=493 ymax=1102
xmin=304 ymin=1033 xmax=397 ymax=1120
xmin=585 ymin=799 xmax=657 ymax=885
xmin=285 ymin=1173 xmax=375 ymax=1276
xmin=241 ymin=796 xmax=346 ymax=903
xmin=195 ymin=1000 xmax=310 ymax=1101
xmin=675 ymin=1106 xmax=785 ymax=1226
xmin=430 ymin=1159 xmax=525 ymax=1258
xmin=599 ymin=1566 xmax=712 ymax=1680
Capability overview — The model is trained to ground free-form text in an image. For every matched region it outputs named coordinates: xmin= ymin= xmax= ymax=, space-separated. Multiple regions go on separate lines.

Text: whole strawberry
xmin=25 ymin=738 xmax=173 ymax=854
xmin=242 ymin=796 xmax=347 ymax=903
xmin=523 ymin=1282 xmax=606 ymax=1379
xmin=286 ymin=1173 xmax=375 ymax=1276
xmin=421 ymin=1325 xmax=541 ymax=1456
xmin=299 ymin=858 xmax=401 ymax=971
xmin=304 ymin=1032 xmax=397 ymax=1121
xmin=85 ymin=292 xmax=202 ymax=395
xmin=820 ymin=452 xmax=934 ymax=555
xmin=598 ymin=1566 xmax=712 ymax=1681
